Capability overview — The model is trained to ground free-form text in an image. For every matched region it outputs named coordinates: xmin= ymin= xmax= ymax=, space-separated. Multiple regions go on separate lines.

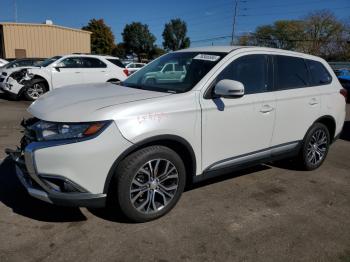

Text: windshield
xmin=122 ymin=52 xmax=226 ymax=93
xmin=39 ymin=56 xmax=62 ymax=67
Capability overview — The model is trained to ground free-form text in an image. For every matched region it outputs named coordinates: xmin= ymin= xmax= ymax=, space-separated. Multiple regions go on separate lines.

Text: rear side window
xmin=82 ymin=57 xmax=106 ymax=68
xmin=107 ymin=59 xmax=125 ymax=68
xmin=306 ymin=59 xmax=332 ymax=86
xmin=217 ymin=54 xmax=268 ymax=94
xmin=274 ymin=55 xmax=309 ymax=89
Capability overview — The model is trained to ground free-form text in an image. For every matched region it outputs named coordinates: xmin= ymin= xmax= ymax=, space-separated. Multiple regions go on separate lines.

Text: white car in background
xmin=1 ymin=55 xmax=128 ymax=100
xmin=0 ymin=58 xmax=45 ymax=96
xmin=0 ymin=58 xmax=8 ymax=67
xmin=125 ymin=62 xmax=146 ymax=75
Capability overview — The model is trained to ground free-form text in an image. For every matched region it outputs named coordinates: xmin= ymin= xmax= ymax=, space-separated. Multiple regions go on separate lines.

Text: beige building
xmin=0 ymin=21 xmax=91 ymax=59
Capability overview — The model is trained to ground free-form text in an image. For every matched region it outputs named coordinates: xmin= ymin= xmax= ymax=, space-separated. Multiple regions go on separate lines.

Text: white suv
xmin=1 ymin=55 xmax=128 ymax=100
xmin=7 ymin=46 xmax=347 ymax=222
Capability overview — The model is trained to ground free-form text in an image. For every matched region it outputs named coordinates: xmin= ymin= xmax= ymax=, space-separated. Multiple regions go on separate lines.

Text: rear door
xmin=81 ymin=57 xmax=108 ymax=83
xmin=51 ymin=57 xmax=84 ymax=88
xmin=270 ymin=55 xmax=321 ymax=147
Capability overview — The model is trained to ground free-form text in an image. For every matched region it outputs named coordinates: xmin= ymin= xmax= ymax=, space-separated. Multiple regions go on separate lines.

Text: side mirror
xmin=214 ymin=79 xmax=245 ymax=98
xmin=54 ymin=62 xmax=65 ymax=72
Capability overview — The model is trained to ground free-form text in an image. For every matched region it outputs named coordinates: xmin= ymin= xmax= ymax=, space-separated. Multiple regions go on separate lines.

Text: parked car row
xmin=0 ymin=55 xmax=138 ymax=100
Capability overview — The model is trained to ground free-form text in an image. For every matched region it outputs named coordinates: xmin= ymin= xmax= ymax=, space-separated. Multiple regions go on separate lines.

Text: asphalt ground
xmin=0 ymin=94 xmax=349 ymax=262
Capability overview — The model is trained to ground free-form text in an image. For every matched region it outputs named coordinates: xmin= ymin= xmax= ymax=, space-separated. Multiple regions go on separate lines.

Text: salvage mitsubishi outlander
xmin=7 ymin=46 xmax=347 ymax=222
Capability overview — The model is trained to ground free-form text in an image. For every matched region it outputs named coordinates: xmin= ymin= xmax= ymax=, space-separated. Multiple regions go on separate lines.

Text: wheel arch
xmin=314 ymin=115 xmax=336 ymax=142
xmin=107 ymin=78 xmax=120 ymax=83
xmin=103 ymin=135 xmax=197 ymax=194
xmin=18 ymin=75 xmax=50 ymax=96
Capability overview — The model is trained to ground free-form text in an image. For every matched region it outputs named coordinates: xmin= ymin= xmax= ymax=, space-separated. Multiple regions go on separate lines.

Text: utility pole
xmin=14 ymin=0 xmax=18 ymax=22
xmin=231 ymin=0 xmax=238 ymax=45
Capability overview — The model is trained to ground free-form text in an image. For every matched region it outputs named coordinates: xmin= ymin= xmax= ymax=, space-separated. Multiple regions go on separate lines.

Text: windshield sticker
xmin=193 ymin=54 xmax=220 ymax=62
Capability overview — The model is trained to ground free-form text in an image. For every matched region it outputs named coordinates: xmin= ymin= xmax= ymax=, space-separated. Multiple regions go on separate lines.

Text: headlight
xmin=30 ymin=120 xmax=111 ymax=141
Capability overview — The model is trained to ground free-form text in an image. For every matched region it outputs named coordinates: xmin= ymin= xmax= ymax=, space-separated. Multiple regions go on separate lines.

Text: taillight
xmin=340 ymin=88 xmax=348 ymax=100
xmin=123 ymin=69 xmax=129 ymax=76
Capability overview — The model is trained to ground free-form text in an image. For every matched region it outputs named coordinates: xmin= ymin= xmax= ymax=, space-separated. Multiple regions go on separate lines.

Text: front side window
xmin=275 ymin=55 xmax=309 ymax=89
xmin=216 ymin=54 xmax=268 ymax=94
xmin=122 ymin=52 xmax=225 ymax=93
xmin=306 ymin=59 xmax=332 ymax=86
xmin=58 ymin=57 xmax=83 ymax=68
xmin=82 ymin=57 xmax=106 ymax=68
xmin=32 ymin=60 xmax=44 ymax=66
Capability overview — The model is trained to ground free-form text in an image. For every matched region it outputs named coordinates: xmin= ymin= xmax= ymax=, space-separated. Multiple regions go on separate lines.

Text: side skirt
xmin=193 ymin=141 xmax=301 ymax=183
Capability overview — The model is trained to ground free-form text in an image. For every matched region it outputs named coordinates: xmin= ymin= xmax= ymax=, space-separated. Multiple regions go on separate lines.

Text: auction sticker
xmin=193 ymin=54 xmax=220 ymax=62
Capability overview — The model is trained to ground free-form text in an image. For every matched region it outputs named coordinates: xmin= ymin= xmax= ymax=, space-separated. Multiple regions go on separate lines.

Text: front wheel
xmin=111 ymin=146 xmax=186 ymax=222
xmin=24 ymin=80 xmax=47 ymax=101
xmin=297 ymin=123 xmax=330 ymax=170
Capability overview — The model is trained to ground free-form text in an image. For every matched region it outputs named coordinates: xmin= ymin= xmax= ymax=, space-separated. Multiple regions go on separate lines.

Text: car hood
xmin=28 ymin=82 xmax=172 ymax=122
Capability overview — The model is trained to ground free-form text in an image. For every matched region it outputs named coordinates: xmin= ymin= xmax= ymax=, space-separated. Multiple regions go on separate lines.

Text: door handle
xmin=101 ymin=71 xmax=106 ymax=73
xmin=75 ymin=72 xmax=81 ymax=74
xmin=309 ymin=98 xmax=319 ymax=106
xmin=260 ymin=104 xmax=274 ymax=113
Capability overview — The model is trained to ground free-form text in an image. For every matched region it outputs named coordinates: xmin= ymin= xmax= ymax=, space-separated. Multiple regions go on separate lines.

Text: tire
xmin=107 ymin=79 xmax=120 ymax=84
xmin=110 ymin=146 xmax=186 ymax=222
xmin=24 ymin=80 xmax=47 ymax=101
xmin=297 ymin=123 xmax=330 ymax=171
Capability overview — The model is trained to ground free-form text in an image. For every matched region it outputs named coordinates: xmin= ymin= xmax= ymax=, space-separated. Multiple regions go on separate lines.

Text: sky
xmin=0 ymin=0 xmax=349 ymax=47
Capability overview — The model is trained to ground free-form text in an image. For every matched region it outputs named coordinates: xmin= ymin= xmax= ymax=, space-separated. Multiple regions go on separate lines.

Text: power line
xmin=239 ymin=6 xmax=350 ymax=17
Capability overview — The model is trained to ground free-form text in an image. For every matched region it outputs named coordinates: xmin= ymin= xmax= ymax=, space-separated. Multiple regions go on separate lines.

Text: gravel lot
xmin=0 ymin=94 xmax=349 ymax=262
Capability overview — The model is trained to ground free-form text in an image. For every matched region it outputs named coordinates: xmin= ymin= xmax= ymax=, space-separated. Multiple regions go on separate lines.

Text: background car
xmin=0 ymin=58 xmax=45 ymax=72
xmin=0 ymin=58 xmax=8 ymax=67
xmin=125 ymin=62 xmax=146 ymax=75
xmin=1 ymin=55 xmax=128 ymax=101
xmin=336 ymin=69 xmax=350 ymax=103
xmin=0 ymin=58 xmax=46 ymax=97
xmin=143 ymin=62 xmax=187 ymax=84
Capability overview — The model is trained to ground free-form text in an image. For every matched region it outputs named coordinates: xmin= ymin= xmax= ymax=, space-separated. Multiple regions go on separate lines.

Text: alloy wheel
xmin=26 ymin=83 xmax=45 ymax=100
xmin=130 ymin=159 xmax=179 ymax=214
xmin=306 ymin=128 xmax=328 ymax=165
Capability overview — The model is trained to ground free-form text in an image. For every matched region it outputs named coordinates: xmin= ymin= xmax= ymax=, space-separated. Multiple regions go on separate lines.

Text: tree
xmin=82 ymin=19 xmax=115 ymax=55
xmin=162 ymin=19 xmax=190 ymax=51
xmin=150 ymin=46 xmax=166 ymax=59
xmin=112 ymin=43 xmax=126 ymax=58
xmin=302 ymin=10 xmax=347 ymax=59
xmin=122 ymin=22 xmax=156 ymax=60
xmin=253 ymin=20 xmax=305 ymax=50
xmin=238 ymin=10 xmax=350 ymax=61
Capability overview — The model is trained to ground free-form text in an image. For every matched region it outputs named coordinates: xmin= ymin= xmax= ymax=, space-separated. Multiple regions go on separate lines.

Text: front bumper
xmin=7 ymin=148 xmax=107 ymax=208
xmin=6 ymin=120 xmax=133 ymax=208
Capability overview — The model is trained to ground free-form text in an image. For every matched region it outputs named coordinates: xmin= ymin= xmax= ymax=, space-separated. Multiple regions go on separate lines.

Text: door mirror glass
xmin=214 ymin=79 xmax=245 ymax=98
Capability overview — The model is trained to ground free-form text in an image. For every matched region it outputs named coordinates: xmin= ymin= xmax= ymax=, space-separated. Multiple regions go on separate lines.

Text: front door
xmin=201 ymin=54 xmax=276 ymax=171
xmin=51 ymin=57 xmax=84 ymax=88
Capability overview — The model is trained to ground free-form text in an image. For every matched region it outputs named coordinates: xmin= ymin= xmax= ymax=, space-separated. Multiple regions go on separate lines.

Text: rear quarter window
xmin=306 ymin=59 xmax=332 ymax=86
xmin=107 ymin=59 xmax=125 ymax=68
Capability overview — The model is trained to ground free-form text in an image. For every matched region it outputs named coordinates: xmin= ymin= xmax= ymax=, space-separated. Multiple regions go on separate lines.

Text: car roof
xmin=177 ymin=46 xmax=245 ymax=53
xmin=175 ymin=46 xmax=324 ymax=61
xmin=60 ymin=54 xmax=120 ymax=59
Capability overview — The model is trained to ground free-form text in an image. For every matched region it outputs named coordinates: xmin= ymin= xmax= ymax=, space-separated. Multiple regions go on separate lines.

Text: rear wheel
xmin=110 ymin=146 xmax=186 ymax=222
xmin=297 ymin=123 xmax=330 ymax=170
xmin=24 ymin=80 xmax=47 ymax=101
